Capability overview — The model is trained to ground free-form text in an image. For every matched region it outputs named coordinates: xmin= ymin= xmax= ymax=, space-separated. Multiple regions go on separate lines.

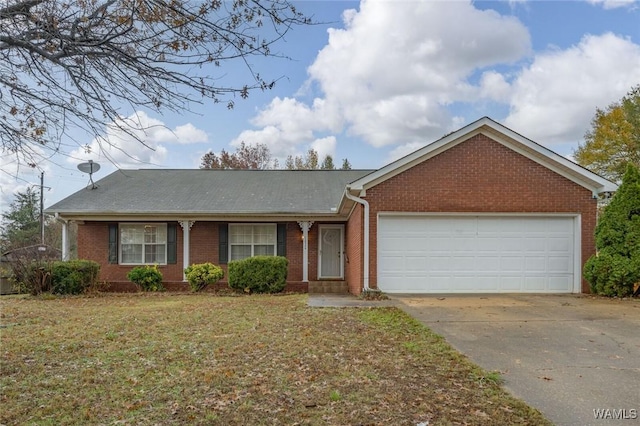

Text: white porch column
xmin=61 ymin=220 xmax=69 ymax=260
xmin=179 ymin=220 xmax=195 ymax=281
xmin=297 ymin=221 xmax=313 ymax=282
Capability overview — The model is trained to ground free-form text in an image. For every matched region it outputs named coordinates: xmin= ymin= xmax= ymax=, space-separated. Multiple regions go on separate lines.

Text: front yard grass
xmin=0 ymin=293 xmax=550 ymax=425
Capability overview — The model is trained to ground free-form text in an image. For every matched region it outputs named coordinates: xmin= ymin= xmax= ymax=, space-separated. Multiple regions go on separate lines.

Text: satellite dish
xmin=77 ymin=160 xmax=101 ymax=189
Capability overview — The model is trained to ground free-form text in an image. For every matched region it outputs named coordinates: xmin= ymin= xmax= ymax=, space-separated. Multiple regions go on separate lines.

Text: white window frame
xmin=119 ymin=223 xmax=168 ymax=265
xmin=229 ymin=223 xmax=277 ymax=261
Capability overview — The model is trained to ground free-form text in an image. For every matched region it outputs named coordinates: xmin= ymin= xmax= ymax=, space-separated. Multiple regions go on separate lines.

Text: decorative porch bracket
xmin=179 ymin=220 xmax=195 ymax=281
xmin=297 ymin=221 xmax=314 ymax=282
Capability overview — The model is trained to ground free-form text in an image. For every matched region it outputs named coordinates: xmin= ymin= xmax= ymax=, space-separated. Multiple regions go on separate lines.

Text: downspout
xmin=55 ymin=213 xmax=70 ymax=261
xmin=344 ymin=186 xmax=370 ymax=291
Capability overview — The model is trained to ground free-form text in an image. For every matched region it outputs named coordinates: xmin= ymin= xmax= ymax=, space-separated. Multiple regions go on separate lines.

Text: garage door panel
xmin=501 ymin=256 xmax=524 ymax=272
xmin=525 ymin=276 xmax=546 ymax=291
xmin=475 ymin=256 xmax=501 ymax=271
xmin=525 ymin=256 xmax=546 ymax=272
xmin=427 ymin=276 xmax=452 ymax=292
xmin=476 ymin=237 xmax=500 ymax=251
xmin=548 ymin=237 xmax=572 ymax=251
xmin=548 ymin=257 xmax=571 ymax=273
xmin=452 ymin=256 xmax=476 ymax=271
xmin=525 ymin=238 xmax=547 ymax=251
xmin=498 ymin=276 xmax=521 ymax=291
xmin=378 ymin=216 xmax=575 ymax=293
xmin=430 ymin=256 xmax=453 ymax=271
xmin=430 ymin=237 xmax=457 ymax=250
xmin=379 ymin=255 xmax=404 ymax=272
xmin=547 ymin=218 xmax=572 ymax=232
xmin=475 ymin=277 xmax=500 ymax=291
xmin=501 ymin=237 xmax=525 ymax=251
xmin=405 ymin=256 xmax=428 ymax=271
xmin=549 ymin=276 xmax=572 ymax=291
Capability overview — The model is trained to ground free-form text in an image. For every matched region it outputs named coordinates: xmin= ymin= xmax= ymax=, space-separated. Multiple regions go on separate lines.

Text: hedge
xmin=228 ymin=256 xmax=288 ymax=293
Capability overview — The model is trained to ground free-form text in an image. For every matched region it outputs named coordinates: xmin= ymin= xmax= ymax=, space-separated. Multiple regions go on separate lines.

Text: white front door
xmin=319 ymin=225 xmax=344 ymax=279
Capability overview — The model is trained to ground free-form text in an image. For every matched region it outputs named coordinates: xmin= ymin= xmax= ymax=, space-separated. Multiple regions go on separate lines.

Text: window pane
xmin=144 ymin=226 xmax=167 ymax=244
xmin=121 ymin=244 xmax=142 ymax=263
xmin=144 ymin=226 xmax=157 ymax=244
xmin=254 ymin=245 xmax=274 ymax=256
xmin=120 ymin=224 xmax=167 ymax=264
xmin=254 ymin=225 xmax=275 ymax=244
xmin=231 ymin=245 xmax=251 ymax=261
xmin=230 ymin=225 xmax=252 ymax=244
xmin=121 ymin=226 xmax=143 ymax=244
xmin=145 ymin=244 xmax=166 ymax=263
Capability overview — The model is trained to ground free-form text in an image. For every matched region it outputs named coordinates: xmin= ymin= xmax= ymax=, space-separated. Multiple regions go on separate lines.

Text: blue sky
xmin=1 ymin=0 xmax=639 ymax=212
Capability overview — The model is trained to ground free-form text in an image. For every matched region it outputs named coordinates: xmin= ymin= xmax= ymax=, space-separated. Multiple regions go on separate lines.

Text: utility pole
xmin=40 ymin=171 xmax=44 ymax=245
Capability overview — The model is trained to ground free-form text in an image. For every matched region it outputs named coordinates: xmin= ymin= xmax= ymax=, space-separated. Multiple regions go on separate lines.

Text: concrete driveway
xmin=391 ymin=294 xmax=640 ymax=426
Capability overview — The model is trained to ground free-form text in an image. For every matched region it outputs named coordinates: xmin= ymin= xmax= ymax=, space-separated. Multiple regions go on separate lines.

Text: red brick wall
xmin=345 ymin=204 xmax=364 ymax=295
xmin=76 ymin=221 xmax=312 ymax=290
xmin=362 ymin=134 xmax=597 ymax=293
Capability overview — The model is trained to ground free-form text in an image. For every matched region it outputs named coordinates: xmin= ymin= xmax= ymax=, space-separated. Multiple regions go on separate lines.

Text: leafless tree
xmin=200 ymin=141 xmax=276 ymax=169
xmin=0 ymin=0 xmax=311 ymax=168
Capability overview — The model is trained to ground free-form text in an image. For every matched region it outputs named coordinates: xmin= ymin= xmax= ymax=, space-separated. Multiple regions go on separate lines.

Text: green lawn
xmin=0 ymin=293 xmax=550 ymax=425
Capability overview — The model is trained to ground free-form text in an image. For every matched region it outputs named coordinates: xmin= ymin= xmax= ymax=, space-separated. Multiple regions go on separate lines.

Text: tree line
xmin=200 ymin=142 xmax=352 ymax=170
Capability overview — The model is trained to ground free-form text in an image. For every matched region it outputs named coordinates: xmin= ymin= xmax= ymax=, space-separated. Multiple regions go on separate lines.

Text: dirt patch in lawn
xmin=0 ymin=293 xmax=549 ymax=425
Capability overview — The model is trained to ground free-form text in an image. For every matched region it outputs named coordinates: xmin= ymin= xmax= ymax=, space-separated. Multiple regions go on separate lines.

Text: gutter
xmin=344 ymin=186 xmax=370 ymax=291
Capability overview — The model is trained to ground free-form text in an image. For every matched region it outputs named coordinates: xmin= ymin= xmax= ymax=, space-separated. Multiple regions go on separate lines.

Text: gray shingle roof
xmin=46 ymin=169 xmax=374 ymax=216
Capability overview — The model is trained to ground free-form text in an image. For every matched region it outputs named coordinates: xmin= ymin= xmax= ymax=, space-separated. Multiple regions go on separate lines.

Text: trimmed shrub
xmin=127 ymin=265 xmax=164 ymax=292
xmin=228 ymin=256 xmax=288 ymax=293
xmin=585 ymin=252 xmax=640 ymax=297
xmin=50 ymin=260 xmax=100 ymax=295
xmin=584 ymin=164 xmax=640 ymax=297
xmin=185 ymin=262 xmax=224 ymax=292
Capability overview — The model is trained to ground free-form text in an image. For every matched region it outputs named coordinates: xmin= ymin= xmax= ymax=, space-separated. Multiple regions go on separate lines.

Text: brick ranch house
xmin=46 ymin=117 xmax=616 ymax=295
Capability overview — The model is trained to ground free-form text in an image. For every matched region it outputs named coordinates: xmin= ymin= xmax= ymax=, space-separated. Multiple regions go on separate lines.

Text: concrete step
xmin=308 ymin=281 xmax=349 ymax=294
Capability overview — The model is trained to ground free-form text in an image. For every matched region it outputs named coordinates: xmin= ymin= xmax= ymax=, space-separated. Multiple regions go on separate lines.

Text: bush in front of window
xmin=184 ymin=262 xmax=224 ymax=292
xmin=228 ymin=256 xmax=288 ymax=293
xmin=127 ymin=265 xmax=164 ymax=292
xmin=51 ymin=260 xmax=100 ymax=295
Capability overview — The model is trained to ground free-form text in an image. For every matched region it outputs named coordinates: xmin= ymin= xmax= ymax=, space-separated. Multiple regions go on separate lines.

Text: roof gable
xmin=347 ymin=117 xmax=617 ymax=196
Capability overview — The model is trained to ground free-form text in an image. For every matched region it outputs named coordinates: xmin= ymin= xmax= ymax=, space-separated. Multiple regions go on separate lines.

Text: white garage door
xmin=378 ymin=215 xmax=576 ymax=293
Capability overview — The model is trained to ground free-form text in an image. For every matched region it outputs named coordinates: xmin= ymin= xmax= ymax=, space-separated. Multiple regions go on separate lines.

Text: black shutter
xmin=167 ymin=223 xmax=177 ymax=264
xmin=277 ymin=223 xmax=287 ymax=257
xmin=108 ymin=223 xmax=118 ymax=264
xmin=219 ymin=223 xmax=229 ymax=264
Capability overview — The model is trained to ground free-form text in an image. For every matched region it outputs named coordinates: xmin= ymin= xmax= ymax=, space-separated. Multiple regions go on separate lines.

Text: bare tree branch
xmin=0 ymin=0 xmax=312 ymax=169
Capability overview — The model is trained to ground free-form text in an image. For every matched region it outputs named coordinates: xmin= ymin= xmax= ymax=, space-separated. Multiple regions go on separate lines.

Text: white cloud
xmin=234 ymin=0 xmax=531 ymax=152
xmin=587 ymin=0 xmax=637 ymax=9
xmin=231 ymin=1 xmax=640 ymax=160
xmin=479 ymin=71 xmax=512 ymax=103
xmin=67 ymin=111 xmax=208 ymax=169
xmin=308 ymin=1 xmax=531 ymax=145
xmin=504 ymin=33 xmax=640 ymax=144
xmin=172 ymin=123 xmax=209 ymax=144
xmin=230 ymin=97 xmax=343 ymax=158
xmin=310 ymin=136 xmax=337 ymax=161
